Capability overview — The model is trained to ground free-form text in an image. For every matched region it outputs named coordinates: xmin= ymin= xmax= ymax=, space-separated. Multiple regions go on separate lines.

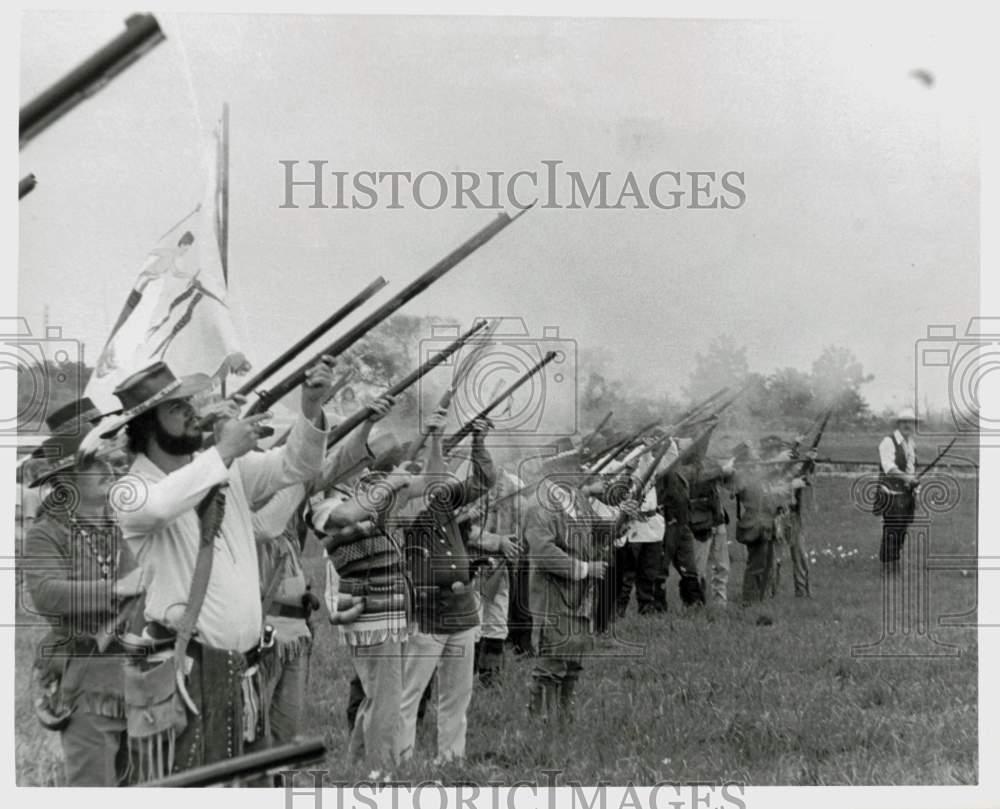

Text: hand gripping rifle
xmin=441 ymin=349 xmax=558 ymax=455
xmin=243 ymin=207 xmax=531 ymax=416
xmin=405 ymin=319 xmax=501 ymax=466
xmin=324 ymin=320 xmax=489 ymax=449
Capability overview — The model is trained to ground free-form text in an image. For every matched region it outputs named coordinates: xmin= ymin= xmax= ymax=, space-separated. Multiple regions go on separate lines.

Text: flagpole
xmin=220 ymin=103 xmax=230 ymax=286
xmin=219 ymin=102 xmax=230 ymax=396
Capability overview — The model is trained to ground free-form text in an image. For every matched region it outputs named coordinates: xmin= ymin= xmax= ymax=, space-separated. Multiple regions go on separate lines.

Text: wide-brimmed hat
xmin=99 ymin=361 xmax=213 ymax=438
xmin=28 ymin=398 xmax=104 ymax=488
xmin=895 ymin=406 xmax=919 ymax=423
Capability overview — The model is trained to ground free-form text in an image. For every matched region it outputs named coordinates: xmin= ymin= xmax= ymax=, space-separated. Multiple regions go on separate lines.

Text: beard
xmin=153 ymin=419 xmax=204 ymax=456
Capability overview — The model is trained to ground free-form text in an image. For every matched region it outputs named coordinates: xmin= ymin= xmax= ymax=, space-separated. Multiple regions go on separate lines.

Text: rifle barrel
xmin=236 ymin=276 xmax=388 ymax=397
xmin=325 ymin=320 xmax=488 ymax=449
xmin=442 ymin=350 xmax=558 ymax=454
xmin=139 ymin=737 xmax=326 ymax=787
xmin=247 ymin=211 xmax=524 ymax=415
xmin=407 ymin=388 xmax=454 ymax=463
xmin=581 ymin=411 xmax=614 ymax=454
xmin=19 ymin=174 xmax=37 ymax=199
xmin=681 ymin=387 xmax=729 ymax=422
xmin=587 ymin=418 xmax=666 ymax=474
xmin=21 ymin=14 xmax=166 ymax=146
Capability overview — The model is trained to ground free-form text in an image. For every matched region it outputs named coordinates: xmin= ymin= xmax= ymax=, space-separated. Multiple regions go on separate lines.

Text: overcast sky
xmin=17 ymin=12 xmax=980 ymax=413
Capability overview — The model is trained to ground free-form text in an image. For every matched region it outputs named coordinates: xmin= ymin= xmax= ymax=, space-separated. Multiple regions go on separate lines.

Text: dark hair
xmin=125 ymin=409 xmax=159 ymax=456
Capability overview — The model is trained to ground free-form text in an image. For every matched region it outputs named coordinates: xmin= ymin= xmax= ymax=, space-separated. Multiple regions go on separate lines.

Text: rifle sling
xmin=172 ymin=485 xmax=226 ymax=700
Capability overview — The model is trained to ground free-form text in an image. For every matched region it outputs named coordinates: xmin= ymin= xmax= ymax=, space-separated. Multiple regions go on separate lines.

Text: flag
xmin=86 ymin=112 xmax=246 ymax=412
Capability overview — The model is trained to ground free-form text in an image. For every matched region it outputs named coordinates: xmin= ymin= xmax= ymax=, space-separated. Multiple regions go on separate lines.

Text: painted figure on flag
xmin=86 ymin=114 xmax=249 ymax=412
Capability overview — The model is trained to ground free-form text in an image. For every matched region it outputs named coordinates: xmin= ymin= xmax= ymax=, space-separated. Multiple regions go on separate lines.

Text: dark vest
xmin=688 ymin=475 xmax=724 ymax=534
xmin=879 ymin=434 xmax=911 ymax=495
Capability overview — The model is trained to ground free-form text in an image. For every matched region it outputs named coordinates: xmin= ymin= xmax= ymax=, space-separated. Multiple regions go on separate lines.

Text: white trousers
xmin=692 ymin=524 xmax=731 ymax=605
xmin=397 ymin=627 xmax=477 ymax=763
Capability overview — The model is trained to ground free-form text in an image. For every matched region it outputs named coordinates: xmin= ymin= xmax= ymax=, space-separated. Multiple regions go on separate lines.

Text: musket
xmin=601 ymin=422 xmax=718 ymax=545
xmin=796 ymin=409 xmax=832 ymax=474
xmin=234 ymin=277 xmax=387 ymax=397
xmin=789 ymin=408 xmax=832 ymax=457
xmin=245 ymin=208 xmax=531 ymax=415
xmin=915 ymin=437 xmax=958 ymax=483
xmin=252 ymin=369 xmax=355 ymax=451
xmin=406 ymin=388 xmax=456 ymax=466
xmin=405 ymin=319 xmax=500 ymax=465
xmin=587 ymin=386 xmax=731 ymax=473
xmin=580 ymin=411 xmax=614 ymax=456
xmin=455 ymin=479 xmax=536 ymax=527
xmin=325 ymin=320 xmax=489 ymax=449
xmin=442 ymin=349 xmax=558 ymax=455
xmin=710 ymin=383 xmax=751 ymax=416
xmin=21 ymin=14 xmax=166 ymax=147
xmin=139 ymin=737 xmax=326 ymax=787
xmin=624 ymin=429 xmax=677 ymax=503
xmin=19 ymin=174 xmax=37 ymax=199
xmin=587 ymin=390 xmax=734 ymax=476
xmin=587 ymin=419 xmax=662 ymax=473
xmin=680 ymin=386 xmax=730 ymax=423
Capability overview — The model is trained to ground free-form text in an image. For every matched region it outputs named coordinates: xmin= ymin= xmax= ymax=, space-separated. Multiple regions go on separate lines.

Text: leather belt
xmin=142 ymin=621 xmax=263 ymax=666
xmin=269 ymin=604 xmax=308 ymax=620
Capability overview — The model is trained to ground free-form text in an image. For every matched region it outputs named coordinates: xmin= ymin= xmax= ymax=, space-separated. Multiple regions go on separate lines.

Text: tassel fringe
xmin=129 ymin=727 xmax=177 ymax=782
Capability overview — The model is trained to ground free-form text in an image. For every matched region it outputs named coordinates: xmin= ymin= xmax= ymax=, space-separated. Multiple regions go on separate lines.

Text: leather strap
xmin=172 ymin=484 xmax=227 ymax=714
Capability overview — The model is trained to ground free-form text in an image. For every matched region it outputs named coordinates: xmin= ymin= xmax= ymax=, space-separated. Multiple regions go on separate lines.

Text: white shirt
xmin=117 ymin=412 xmax=327 ymax=652
xmin=879 ymin=429 xmax=916 ymax=475
xmin=623 ymin=486 xmax=664 ymax=544
xmin=251 ymin=426 xmax=373 ymax=541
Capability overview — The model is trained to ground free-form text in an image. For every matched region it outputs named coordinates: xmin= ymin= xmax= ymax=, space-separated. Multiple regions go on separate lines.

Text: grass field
xmin=14 ymin=436 xmax=979 ymax=786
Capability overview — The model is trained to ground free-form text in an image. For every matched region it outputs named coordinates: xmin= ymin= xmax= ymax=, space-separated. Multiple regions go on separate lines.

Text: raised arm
xmin=239 ymin=356 xmax=336 ymax=505
xmin=117 ymin=449 xmax=230 ymax=537
xmin=314 ymin=394 xmax=396 ymax=492
xmin=458 ymin=424 xmax=496 ymax=507
xmin=252 ymin=483 xmax=307 ymax=542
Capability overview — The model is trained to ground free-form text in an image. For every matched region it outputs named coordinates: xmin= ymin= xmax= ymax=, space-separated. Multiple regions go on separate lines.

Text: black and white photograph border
xmin=3 ymin=1 xmax=998 ymax=808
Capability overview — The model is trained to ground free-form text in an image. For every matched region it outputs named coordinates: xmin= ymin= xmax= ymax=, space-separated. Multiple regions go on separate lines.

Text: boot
xmin=478 ymin=638 xmax=504 ymax=688
xmin=528 ymin=677 xmax=560 ymax=720
xmin=558 ymin=678 xmax=578 ymax=723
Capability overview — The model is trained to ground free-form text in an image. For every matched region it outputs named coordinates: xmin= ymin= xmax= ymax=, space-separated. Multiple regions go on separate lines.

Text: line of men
xmin=21 ymin=357 xmax=826 ymax=786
